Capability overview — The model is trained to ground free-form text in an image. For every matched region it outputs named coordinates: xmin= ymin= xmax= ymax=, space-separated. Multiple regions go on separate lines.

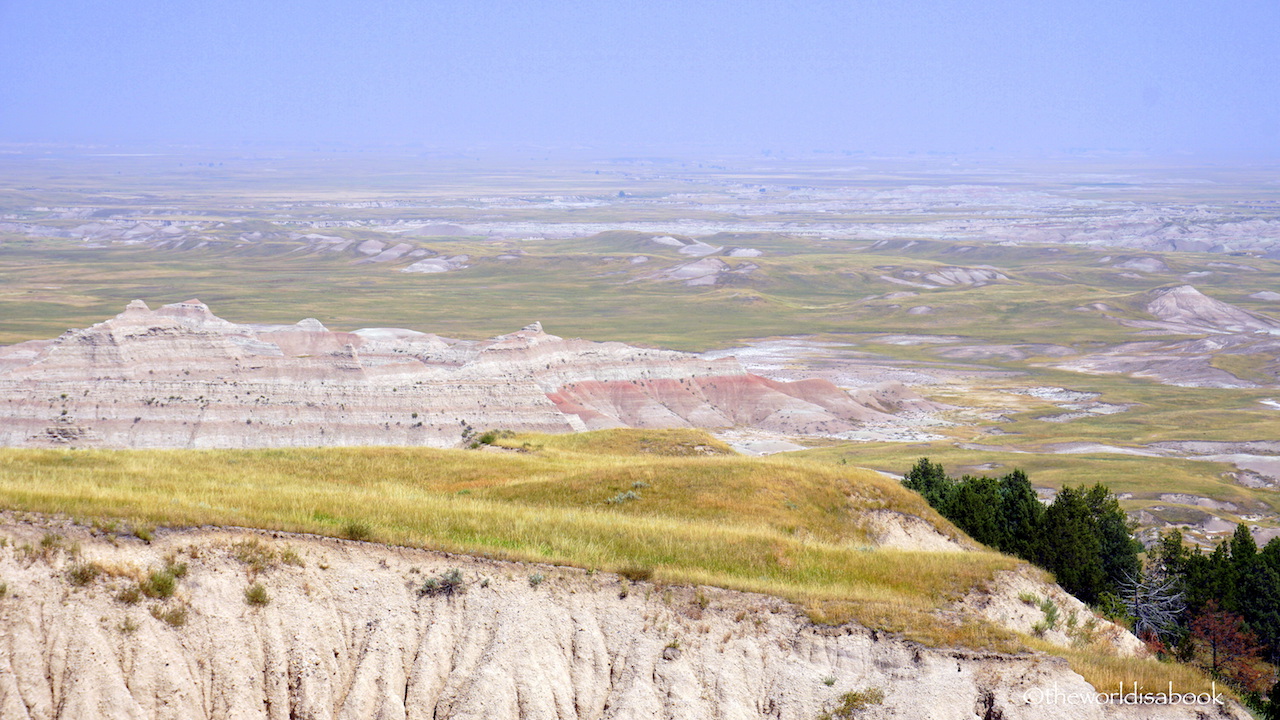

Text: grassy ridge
xmin=0 ymin=434 xmax=1003 ymax=633
xmin=0 ymin=432 xmax=998 ymax=626
xmin=0 ymin=429 xmax=1217 ymax=693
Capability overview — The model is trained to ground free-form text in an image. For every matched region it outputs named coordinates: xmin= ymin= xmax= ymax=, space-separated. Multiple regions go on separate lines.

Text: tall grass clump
xmin=143 ymin=569 xmax=177 ymax=598
xmin=244 ymin=582 xmax=270 ymax=606
xmin=66 ymin=561 xmax=102 ymax=587
xmin=342 ymin=520 xmax=373 ymax=541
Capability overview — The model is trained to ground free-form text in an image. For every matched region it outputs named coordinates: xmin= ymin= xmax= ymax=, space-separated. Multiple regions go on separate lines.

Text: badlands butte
xmin=0 ymin=299 xmax=929 ymax=449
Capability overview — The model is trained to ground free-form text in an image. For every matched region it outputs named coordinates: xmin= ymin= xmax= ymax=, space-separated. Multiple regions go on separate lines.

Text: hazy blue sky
xmin=1 ymin=0 xmax=1276 ymax=154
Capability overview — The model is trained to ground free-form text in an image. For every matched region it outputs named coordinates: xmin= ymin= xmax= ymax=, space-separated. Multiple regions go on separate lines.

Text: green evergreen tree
xmin=1231 ymin=523 xmax=1258 ymax=568
xmin=1181 ymin=546 xmax=1216 ymax=612
xmin=1224 ymin=527 xmax=1280 ymax=663
xmin=1083 ymin=483 xmax=1142 ymax=593
xmin=1261 ymin=539 xmax=1280 ymax=661
xmin=1211 ymin=541 xmax=1242 ymax=612
xmin=1038 ymin=486 xmax=1107 ymax=604
xmin=1241 ymin=562 xmax=1280 ymax=663
xmin=1151 ymin=528 xmax=1190 ymax=580
xmin=948 ymin=475 xmax=1002 ymax=548
xmin=1262 ymin=537 xmax=1280 ymax=573
xmin=903 ymin=457 xmax=952 ymax=509
xmin=996 ymin=469 xmax=1043 ymax=561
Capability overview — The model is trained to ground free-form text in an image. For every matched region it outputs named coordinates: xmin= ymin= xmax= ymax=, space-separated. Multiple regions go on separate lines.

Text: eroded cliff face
xmin=0 ymin=521 xmax=1244 ymax=720
xmin=0 ymin=301 xmax=910 ymax=449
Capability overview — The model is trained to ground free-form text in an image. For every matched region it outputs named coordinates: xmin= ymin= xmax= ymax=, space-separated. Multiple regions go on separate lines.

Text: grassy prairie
xmin=0 ymin=431 xmax=988 ymax=631
xmin=755 ymin=347 xmax=1280 ymax=533
xmin=4 ymin=225 xmax=1278 ymax=349
xmin=799 ymin=362 xmax=1280 ymax=527
xmin=0 ymin=429 xmax=1217 ymax=692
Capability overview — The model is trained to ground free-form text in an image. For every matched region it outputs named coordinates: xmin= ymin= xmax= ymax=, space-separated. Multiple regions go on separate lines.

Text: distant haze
xmin=1 ymin=0 xmax=1277 ymax=155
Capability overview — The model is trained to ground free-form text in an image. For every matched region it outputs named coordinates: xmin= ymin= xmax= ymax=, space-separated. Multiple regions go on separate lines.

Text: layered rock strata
xmin=0 ymin=301 xmax=898 ymax=448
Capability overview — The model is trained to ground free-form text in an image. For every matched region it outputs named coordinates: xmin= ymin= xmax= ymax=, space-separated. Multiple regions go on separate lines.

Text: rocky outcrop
xmin=0 ymin=521 xmax=1245 ymax=720
xmin=1113 ymin=257 xmax=1171 ymax=274
xmin=0 ymin=301 xmax=884 ymax=448
xmin=1052 ymin=287 xmax=1280 ymax=387
xmin=547 ymin=375 xmax=892 ymax=435
xmin=647 ymin=257 xmax=758 ymax=286
xmin=879 ymin=265 xmax=1010 ymax=290
xmin=920 ymin=266 xmax=1009 ymax=287
xmin=1140 ymin=285 xmax=1280 ymax=335
xmin=402 ymin=255 xmax=470 ymax=273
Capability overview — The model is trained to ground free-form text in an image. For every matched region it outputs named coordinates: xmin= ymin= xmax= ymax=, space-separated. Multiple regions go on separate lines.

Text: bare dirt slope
xmin=0 ymin=520 xmax=1244 ymax=720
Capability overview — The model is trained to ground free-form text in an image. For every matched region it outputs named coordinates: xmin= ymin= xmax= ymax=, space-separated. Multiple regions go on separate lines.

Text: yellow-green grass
xmin=1024 ymin=639 xmax=1224 ymax=698
xmin=0 ymin=433 xmax=1013 ymax=651
xmin=5 ymin=227 xmax=1278 ymax=350
xmin=989 ymin=369 xmax=1280 ymax=446
xmin=501 ymin=428 xmax=736 ymax=456
xmin=1210 ymin=353 xmax=1278 ymax=386
xmin=0 ymin=433 xmax=996 ymax=628
xmin=0 ymin=429 xmax=1221 ymax=693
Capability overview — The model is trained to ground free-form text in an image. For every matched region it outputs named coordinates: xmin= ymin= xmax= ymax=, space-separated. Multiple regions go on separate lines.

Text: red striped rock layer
xmin=0 ymin=300 xmax=891 ymax=448
xmin=548 ymin=376 xmax=889 ymax=434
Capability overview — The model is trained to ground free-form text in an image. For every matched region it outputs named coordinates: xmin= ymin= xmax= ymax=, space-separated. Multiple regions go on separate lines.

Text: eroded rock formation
xmin=1140 ymin=285 xmax=1280 ymax=335
xmin=1053 ymin=286 xmax=1280 ymax=388
xmin=0 ymin=521 xmax=1242 ymax=720
xmin=0 ymin=301 xmax=902 ymax=448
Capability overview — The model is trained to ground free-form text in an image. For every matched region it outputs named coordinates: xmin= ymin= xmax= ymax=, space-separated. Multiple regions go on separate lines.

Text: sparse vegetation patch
xmin=143 ymin=569 xmax=177 ymax=598
xmin=232 ymin=538 xmax=277 ymax=573
xmin=150 ymin=605 xmax=188 ymax=627
xmin=418 ymin=568 xmax=466 ymax=597
xmin=66 ymin=561 xmax=102 ymax=587
xmin=342 ymin=520 xmax=373 ymax=542
xmin=244 ymin=582 xmax=270 ymax=606
xmin=818 ymin=688 xmax=885 ymax=719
